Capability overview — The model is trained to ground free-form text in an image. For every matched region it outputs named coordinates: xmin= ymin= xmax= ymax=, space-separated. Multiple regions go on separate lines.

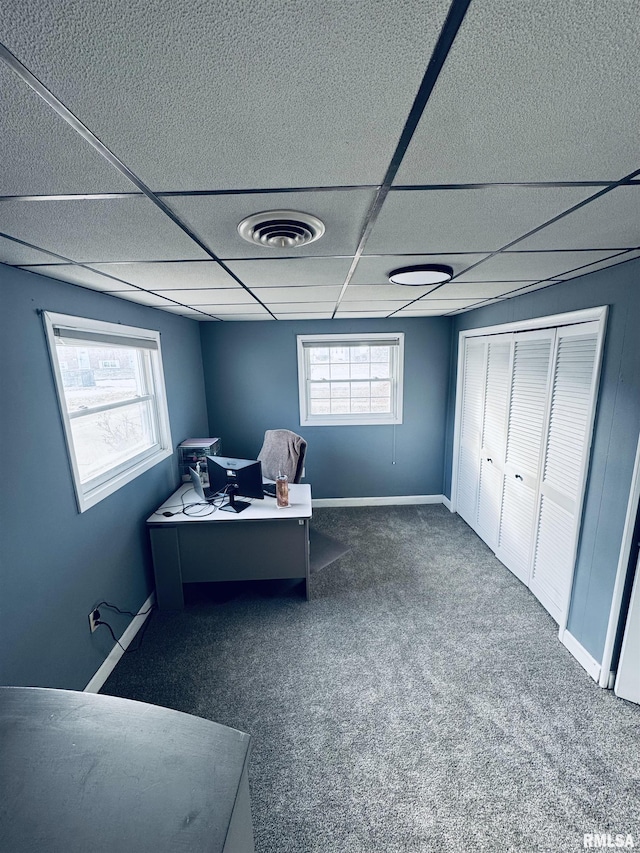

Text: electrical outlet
xmin=88 ymin=609 xmax=100 ymax=633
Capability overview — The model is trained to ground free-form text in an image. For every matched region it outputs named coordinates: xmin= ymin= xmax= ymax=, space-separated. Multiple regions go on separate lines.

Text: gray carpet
xmin=309 ymin=526 xmax=350 ymax=573
xmin=102 ymin=505 xmax=640 ymax=852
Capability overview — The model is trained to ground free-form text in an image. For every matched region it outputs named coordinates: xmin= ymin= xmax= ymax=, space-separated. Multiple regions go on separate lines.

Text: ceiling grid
xmin=0 ymin=0 xmax=638 ymax=320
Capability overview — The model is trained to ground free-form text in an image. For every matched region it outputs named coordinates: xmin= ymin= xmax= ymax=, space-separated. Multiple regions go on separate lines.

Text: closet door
xmin=476 ymin=336 xmax=513 ymax=550
xmin=496 ymin=329 xmax=555 ymax=585
xmin=456 ymin=337 xmax=487 ymax=528
xmin=529 ymin=323 xmax=600 ymax=623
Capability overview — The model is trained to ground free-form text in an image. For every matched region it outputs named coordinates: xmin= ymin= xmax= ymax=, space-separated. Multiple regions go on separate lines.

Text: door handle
xmin=515 ymin=474 xmax=523 ymax=480
xmin=487 ymin=457 xmax=492 ymax=463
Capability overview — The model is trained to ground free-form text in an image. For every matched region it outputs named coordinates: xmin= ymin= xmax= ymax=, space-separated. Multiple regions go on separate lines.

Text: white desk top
xmin=147 ymin=482 xmax=312 ymax=524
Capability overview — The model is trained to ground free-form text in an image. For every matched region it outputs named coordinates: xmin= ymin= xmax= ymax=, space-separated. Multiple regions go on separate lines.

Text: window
xmin=43 ymin=312 xmax=173 ymax=512
xmin=297 ymin=333 xmax=404 ymax=426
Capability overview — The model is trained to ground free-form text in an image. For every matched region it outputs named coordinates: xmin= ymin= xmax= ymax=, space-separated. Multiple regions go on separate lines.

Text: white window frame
xmin=43 ymin=312 xmax=173 ymax=512
xmin=297 ymin=332 xmax=404 ymax=427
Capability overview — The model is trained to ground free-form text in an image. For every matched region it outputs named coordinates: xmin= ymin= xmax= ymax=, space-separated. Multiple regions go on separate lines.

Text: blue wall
xmin=444 ymin=258 xmax=640 ymax=664
xmin=199 ymin=318 xmax=452 ymax=500
xmin=0 ymin=264 xmax=209 ymax=689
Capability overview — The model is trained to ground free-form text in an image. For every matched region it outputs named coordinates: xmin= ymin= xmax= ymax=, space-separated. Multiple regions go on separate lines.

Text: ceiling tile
xmin=395 ymin=0 xmax=640 ymax=183
xmin=148 ymin=288 xmax=258 ymax=306
xmin=157 ymin=306 xmax=220 ymax=319
xmin=366 ymin=187 xmax=596 ymax=254
xmin=273 ymin=312 xmax=334 ymax=320
xmin=341 ymin=283 xmax=437 ymax=301
xmin=262 ymin=301 xmax=338 ymax=314
xmin=334 ymin=310 xmax=396 ymax=318
xmin=17 ymin=263 xmax=138 ymax=291
xmin=0 ymin=235 xmax=62 ymax=265
xmin=253 ymin=286 xmax=341 ymax=303
xmin=431 ymin=280 xmax=548 ymax=299
xmin=183 ymin=303 xmax=271 ymax=316
xmin=338 ymin=300 xmax=410 ymax=312
xmin=108 ymin=290 xmax=187 ymax=307
xmin=88 ymin=260 xmax=239 ymax=290
xmin=169 ymin=190 xmax=375 ymax=259
xmin=225 ymin=257 xmax=353 ymax=287
xmin=514 ymin=187 xmax=640 ymax=250
xmin=0 ymin=1 xmax=449 ymax=189
xmin=0 ymin=64 xmax=133 ymax=195
xmin=215 ymin=315 xmax=275 ymax=322
xmin=454 ymin=251 xmax=619 ymax=282
xmin=351 ymin=253 xmax=490 ymax=285
xmin=0 ymin=197 xmax=209 ymax=262
xmin=398 ymin=299 xmax=481 ymax=312
xmin=557 ymin=249 xmax=640 ymax=280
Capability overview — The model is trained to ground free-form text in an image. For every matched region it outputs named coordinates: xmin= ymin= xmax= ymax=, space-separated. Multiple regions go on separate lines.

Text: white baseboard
xmin=442 ymin=495 xmax=453 ymax=512
xmin=560 ymin=629 xmax=602 ymax=684
xmin=84 ymin=591 xmax=156 ymax=693
xmin=312 ymin=494 xmax=446 ymax=508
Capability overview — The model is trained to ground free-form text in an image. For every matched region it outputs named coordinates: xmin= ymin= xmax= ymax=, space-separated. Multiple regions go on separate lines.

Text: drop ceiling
xmin=1 ymin=0 xmax=638 ymax=321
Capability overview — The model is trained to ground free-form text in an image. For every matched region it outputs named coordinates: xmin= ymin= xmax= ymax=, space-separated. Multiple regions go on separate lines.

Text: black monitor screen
xmin=206 ymin=455 xmax=264 ymax=513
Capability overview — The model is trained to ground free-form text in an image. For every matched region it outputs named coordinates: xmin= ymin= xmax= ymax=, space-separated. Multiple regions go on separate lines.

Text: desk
xmin=148 ymin=483 xmax=312 ymax=609
xmin=0 ymin=687 xmax=254 ymax=853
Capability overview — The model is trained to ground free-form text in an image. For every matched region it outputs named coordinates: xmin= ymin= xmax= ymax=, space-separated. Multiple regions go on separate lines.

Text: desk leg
xmin=303 ymin=519 xmax=310 ymax=601
xmin=149 ymin=526 xmax=185 ymax=610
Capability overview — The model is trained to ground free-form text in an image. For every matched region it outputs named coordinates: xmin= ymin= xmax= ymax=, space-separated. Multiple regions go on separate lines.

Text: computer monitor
xmin=206 ymin=455 xmax=264 ymax=513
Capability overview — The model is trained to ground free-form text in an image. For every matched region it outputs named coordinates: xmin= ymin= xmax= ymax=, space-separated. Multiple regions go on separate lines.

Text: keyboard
xmin=263 ymin=483 xmax=277 ymax=497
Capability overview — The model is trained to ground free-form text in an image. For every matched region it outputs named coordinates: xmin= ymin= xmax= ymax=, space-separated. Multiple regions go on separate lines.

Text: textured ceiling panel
xmin=210 ymin=315 xmax=274 ymax=322
xmin=225 ymin=257 xmax=353 ymax=287
xmin=147 ymin=288 xmax=258 ymax=306
xmin=428 ymin=280 xmax=545 ymax=299
xmin=17 ymin=263 xmax=138 ymax=291
xmin=0 ymin=0 xmax=449 ymax=190
xmin=515 ymin=187 xmax=640 ymax=250
xmin=557 ymin=250 xmax=640 ymax=280
xmin=89 ymin=261 xmax=239 ymax=290
xmin=158 ymin=306 xmax=221 ymax=319
xmin=366 ymin=187 xmax=596 ymax=254
xmin=108 ymin=290 xmax=191 ymax=307
xmin=454 ymin=251 xmax=618 ymax=282
xmin=395 ymin=0 xmax=640 ymax=183
xmin=352 ymin=253 xmax=490 ymax=284
xmin=248 ymin=286 xmax=341 ymax=304
xmin=0 ymin=236 xmax=61 ymax=265
xmin=169 ymin=190 xmax=375 ymax=259
xmin=334 ymin=310 xmax=396 ymax=318
xmin=0 ymin=64 xmax=133 ymax=196
xmin=190 ymin=304 xmax=271 ymax=317
xmin=338 ymin=299 xmax=409 ymax=310
xmin=261 ymin=302 xmax=337 ymax=314
xmin=273 ymin=312 xmax=333 ymax=320
xmin=397 ymin=299 xmax=480 ymax=312
xmin=0 ymin=197 xmax=210 ymax=262
xmin=342 ymin=284 xmax=437 ymax=301
xmin=1 ymin=2 xmax=637 ymax=321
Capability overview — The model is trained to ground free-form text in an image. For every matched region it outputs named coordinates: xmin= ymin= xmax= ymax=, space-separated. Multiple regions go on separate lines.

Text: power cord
xmin=90 ymin=600 xmax=156 ymax=653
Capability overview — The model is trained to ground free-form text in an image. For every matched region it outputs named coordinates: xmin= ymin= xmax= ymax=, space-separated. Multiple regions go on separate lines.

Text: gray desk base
xmin=150 ymin=517 xmax=310 ymax=609
xmin=0 ymin=687 xmax=254 ymax=853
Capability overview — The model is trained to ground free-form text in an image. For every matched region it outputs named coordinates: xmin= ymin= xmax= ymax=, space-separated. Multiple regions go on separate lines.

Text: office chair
xmin=257 ymin=429 xmax=307 ymax=483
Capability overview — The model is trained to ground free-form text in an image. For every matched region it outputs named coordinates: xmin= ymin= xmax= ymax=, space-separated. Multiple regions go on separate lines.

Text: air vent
xmin=238 ymin=210 xmax=325 ymax=248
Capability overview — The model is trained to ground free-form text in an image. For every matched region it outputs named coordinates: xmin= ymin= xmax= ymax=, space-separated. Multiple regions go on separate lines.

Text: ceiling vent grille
xmin=238 ymin=210 xmax=325 ymax=248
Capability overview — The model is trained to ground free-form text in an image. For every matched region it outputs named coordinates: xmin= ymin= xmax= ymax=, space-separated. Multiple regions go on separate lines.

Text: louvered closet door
xmin=476 ymin=337 xmax=513 ymax=550
xmin=496 ymin=329 xmax=555 ymax=585
xmin=456 ymin=338 xmax=487 ymax=528
xmin=529 ymin=323 xmax=600 ymax=623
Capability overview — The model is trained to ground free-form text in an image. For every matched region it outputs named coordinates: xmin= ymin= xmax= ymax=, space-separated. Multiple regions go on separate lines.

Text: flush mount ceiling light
xmin=238 ymin=210 xmax=325 ymax=249
xmin=388 ymin=264 xmax=453 ymax=286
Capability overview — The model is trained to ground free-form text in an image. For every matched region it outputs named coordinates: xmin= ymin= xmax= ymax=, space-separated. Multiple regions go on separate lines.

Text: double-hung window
xmin=297 ymin=333 xmax=404 ymax=426
xmin=43 ymin=312 xmax=172 ymax=512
